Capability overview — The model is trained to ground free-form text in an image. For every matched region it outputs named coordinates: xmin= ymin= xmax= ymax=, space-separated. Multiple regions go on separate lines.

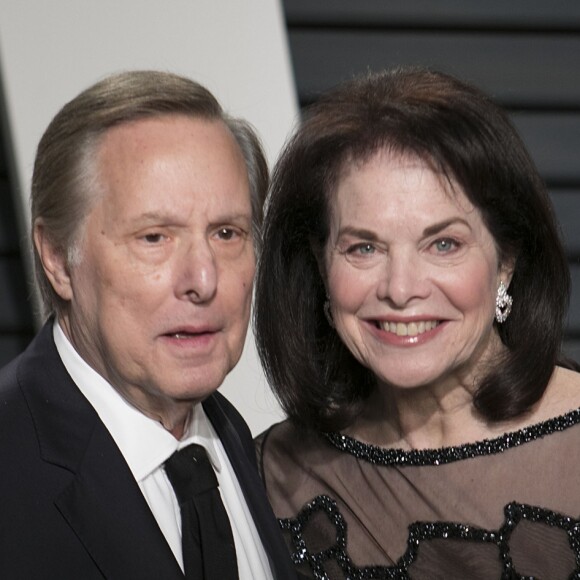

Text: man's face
xmin=54 ymin=115 xmax=255 ymax=424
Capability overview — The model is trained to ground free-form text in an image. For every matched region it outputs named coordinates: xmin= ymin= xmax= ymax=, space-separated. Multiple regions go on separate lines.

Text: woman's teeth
xmin=379 ymin=320 xmax=440 ymax=336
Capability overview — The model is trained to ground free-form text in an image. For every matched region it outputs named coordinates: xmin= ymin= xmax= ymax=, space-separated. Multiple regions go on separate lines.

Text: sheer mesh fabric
xmin=257 ymin=414 xmax=580 ymax=579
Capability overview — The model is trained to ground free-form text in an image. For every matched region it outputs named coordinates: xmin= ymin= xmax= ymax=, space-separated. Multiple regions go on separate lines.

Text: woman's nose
xmin=377 ymin=250 xmax=429 ymax=307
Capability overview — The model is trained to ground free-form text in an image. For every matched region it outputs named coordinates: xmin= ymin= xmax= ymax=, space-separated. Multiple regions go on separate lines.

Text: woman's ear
xmin=499 ymin=253 xmax=516 ymax=288
xmin=33 ymin=220 xmax=74 ymax=301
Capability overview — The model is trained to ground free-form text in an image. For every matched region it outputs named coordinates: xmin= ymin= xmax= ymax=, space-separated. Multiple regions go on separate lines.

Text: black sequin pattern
xmin=279 ymin=496 xmax=580 ymax=579
xmin=324 ymin=408 xmax=580 ymax=467
xmin=276 ymin=409 xmax=580 ymax=578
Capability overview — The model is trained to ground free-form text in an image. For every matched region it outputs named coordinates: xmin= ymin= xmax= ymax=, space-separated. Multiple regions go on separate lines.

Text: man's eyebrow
xmin=212 ymin=212 xmax=253 ymax=222
xmin=422 ymin=218 xmax=470 ymax=237
xmin=125 ymin=212 xmax=187 ymax=229
xmin=134 ymin=212 xmax=168 ymax=222
xmin=130 ymin=211 xmax=253 ymax=225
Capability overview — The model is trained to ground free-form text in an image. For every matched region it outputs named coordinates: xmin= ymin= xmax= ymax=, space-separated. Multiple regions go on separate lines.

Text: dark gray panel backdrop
xmin=0 ymin=131 xmax=35 ymax=366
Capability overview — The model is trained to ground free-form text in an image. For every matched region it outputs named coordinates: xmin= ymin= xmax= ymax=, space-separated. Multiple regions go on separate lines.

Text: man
xmin=0 ymin=71 xmax=294 ymax=579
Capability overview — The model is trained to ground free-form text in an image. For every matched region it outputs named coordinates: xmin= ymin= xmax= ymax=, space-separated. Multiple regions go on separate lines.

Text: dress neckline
xmin=324 ymin=406 xmax=580 ymax=466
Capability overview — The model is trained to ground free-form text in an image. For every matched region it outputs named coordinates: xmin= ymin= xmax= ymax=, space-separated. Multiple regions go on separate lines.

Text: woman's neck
xmin=346 ymin=365 xmax=580 ymax=451
xmin=348 ymin=378 xmax=489 ymax=450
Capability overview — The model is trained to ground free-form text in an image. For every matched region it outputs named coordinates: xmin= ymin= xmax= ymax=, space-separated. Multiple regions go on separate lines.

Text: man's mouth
xmin=164 ymin=328 xmax=217 ymax=339
xmin=170 ymin=332 xmax=201 ymax=339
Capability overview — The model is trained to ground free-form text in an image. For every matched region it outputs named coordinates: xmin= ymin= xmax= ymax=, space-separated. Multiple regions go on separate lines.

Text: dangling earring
xmin=495 ymin=281 xmax=513 ymax=323
xmin=323 ymin=298 xmax=334 ymax=328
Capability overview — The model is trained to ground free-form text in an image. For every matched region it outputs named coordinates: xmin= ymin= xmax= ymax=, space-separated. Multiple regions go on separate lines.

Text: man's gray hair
xmin=31 ymin=70 xmax=268 ymax=318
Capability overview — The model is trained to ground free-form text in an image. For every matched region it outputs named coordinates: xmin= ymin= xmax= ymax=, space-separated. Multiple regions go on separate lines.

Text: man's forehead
xmin=99 ymin=114 xmax=226 ymax=150
xmin=87 ymin=115 xmax=250 ymax=220
xmin=94 ymin=115 xmax=243 ymax=181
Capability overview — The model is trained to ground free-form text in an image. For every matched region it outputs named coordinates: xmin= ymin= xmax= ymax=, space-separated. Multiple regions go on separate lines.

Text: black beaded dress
xmin=256 ymin=410 xmax=580 ymax=579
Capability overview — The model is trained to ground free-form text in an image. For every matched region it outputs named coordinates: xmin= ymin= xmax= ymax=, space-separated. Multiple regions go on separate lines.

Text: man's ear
xmin=33 ymin=220 xmax=74 ymax=301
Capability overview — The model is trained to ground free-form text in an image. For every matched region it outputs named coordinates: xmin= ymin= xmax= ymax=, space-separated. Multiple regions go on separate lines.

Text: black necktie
xmin=165 ymin=444 xmax=239 ymax=579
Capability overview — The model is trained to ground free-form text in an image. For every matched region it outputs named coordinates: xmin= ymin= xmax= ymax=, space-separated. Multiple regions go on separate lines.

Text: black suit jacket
xmin=0 ymin=322 xmax=295 ymax=579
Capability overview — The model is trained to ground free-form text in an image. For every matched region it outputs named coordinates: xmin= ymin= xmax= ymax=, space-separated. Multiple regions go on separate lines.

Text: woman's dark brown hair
xmin=254 ymin=67 xmax=571 ymax=432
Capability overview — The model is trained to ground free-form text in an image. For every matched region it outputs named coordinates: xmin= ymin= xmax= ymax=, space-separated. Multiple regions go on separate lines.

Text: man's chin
xmin=161 ymin=369 xmax=231 ymax=402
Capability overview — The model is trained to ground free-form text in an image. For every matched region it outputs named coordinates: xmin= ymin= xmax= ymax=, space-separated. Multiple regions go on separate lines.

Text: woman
xmin=255 ymin=68 xmax=580 ymax=579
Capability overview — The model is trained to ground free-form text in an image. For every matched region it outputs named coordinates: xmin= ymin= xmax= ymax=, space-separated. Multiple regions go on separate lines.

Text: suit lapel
xmin=18 ymin=323 xmax=183 ymax=579
xmin=203 ymin=393 xmax=296 ymax=580
xmin=55 ymin=421 xmax=183 ymax=579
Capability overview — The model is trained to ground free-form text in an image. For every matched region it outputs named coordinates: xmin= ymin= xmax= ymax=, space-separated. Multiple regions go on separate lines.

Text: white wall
xmin=0 ymin=0 xmax=298 ymax=434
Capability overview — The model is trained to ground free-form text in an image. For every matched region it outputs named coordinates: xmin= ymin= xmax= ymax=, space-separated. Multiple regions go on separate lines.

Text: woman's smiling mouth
xmin=375 ymin=320 xmax=441 ymax=337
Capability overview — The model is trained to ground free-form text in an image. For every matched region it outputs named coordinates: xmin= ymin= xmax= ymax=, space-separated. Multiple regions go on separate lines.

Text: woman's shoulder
xmin=529 ymin=365 xmax=580 ymax=423
xmin=255 ymin=419 xmax=354 ymax=492
xmin=255 ymin=419 xmax=330 ymax=462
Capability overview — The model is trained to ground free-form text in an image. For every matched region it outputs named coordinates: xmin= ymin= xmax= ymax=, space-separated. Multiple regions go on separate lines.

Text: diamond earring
xmin=495 ymin=281 xmax=513 ymax=323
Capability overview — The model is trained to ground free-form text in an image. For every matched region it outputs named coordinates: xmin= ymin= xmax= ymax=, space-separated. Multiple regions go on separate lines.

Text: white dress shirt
xmin=53 ymin=321 xmax=273 ymax=579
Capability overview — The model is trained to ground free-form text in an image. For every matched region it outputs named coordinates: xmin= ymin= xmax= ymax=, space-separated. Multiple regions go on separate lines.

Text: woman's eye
xmin=348 ymin=243 xmax=375 ymax=255
xmin=434 ymin=238 xmax=457 ymax=252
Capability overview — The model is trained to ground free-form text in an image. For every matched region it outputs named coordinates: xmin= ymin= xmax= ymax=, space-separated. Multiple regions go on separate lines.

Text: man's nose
xmin=176 ymin=240 xmax=218 ymax=304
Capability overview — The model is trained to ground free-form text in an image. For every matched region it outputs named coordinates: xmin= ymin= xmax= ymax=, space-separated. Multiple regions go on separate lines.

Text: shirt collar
xmin=52 ymin=320 xmax=222 ymax=481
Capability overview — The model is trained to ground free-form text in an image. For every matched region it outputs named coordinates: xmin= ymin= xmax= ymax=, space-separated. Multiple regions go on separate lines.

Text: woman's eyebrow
xmin=336 ymin=226 xmax=380 ymax=240
xmin=422 ymin=217 xmax=470 ymax=237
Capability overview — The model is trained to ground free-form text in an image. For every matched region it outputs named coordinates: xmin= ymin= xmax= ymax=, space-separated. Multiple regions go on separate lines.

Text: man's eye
xmin=217 ymin=228 xmax=237 ymax=240
xmin=143 ymin=233 xmax=164 ymax=244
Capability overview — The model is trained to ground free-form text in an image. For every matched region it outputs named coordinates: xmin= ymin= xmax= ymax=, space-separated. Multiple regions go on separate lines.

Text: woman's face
xmin=324 ymin=150 xmax=511 ymax=392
